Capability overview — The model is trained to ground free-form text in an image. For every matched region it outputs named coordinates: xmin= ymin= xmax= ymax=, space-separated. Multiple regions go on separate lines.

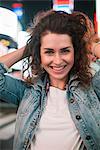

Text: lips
xmin=50 ymin=65 xmax=66 ymax=72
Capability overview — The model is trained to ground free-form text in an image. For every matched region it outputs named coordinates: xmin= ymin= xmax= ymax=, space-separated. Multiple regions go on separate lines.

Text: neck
xmin=50 ymin=79 xmax=68 ymax=90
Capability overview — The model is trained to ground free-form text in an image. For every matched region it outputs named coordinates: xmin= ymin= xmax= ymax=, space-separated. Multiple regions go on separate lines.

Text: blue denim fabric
xmin=0 ymin=63 xmax=100 ymax=150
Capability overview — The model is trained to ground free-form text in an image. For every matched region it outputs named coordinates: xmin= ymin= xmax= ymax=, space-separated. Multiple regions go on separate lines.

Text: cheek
xmin=66 ymin=53 xmax=74 ymax=64
xmin=41 ymin=55 xmax=50 ymax=66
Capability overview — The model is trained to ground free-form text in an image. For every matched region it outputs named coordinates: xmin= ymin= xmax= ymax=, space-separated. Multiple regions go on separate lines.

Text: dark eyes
xmin=44 ymin=50 xmax=54 ymax=54
xmin=44 ymin=48 xmax=70 ymax=55
xmin=61 ymin=48 xmax=70 ymax=53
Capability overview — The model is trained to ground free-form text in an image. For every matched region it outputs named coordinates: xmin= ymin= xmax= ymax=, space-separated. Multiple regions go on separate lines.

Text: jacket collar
xmin=33 ymin=73 xmax=49 ymax=93
xmin=33 ymin=73 xmax=80 ymax=93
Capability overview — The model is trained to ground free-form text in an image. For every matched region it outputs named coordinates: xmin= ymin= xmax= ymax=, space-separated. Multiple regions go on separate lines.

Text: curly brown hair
xmin=23 ymin=10 xmax=92 ymax=87
xmin=72 ymin=11 xmax=100 ymax=61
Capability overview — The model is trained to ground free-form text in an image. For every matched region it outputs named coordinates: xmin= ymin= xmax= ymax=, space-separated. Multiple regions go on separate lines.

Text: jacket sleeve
xmin=0 ymin=63 xmax=27 ymax=106
xmin=92 ymin=69 xmax=100 ymax=100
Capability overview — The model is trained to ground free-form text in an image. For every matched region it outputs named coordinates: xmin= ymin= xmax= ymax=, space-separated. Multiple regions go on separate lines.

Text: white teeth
xmin=52 ymin=66 xmax=65 ymax=71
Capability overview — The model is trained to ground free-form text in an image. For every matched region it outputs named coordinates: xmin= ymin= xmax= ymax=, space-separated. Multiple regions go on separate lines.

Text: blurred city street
xmin=0 ymin=102 xmax=17 ymax=150
xmin=0 ymin=0 xmax=97 ymax=150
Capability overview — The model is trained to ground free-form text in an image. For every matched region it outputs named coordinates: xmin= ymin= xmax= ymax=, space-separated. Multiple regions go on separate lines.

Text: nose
xmin=53 ymin=53 xmax=62 ymax=65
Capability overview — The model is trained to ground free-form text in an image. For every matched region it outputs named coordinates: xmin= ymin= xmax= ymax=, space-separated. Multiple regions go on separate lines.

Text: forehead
xmin=41 ymin=33 xmax=72 ymax=47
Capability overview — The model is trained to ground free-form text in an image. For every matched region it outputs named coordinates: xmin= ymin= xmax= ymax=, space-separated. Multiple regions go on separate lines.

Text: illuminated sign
xmin=12 ymin=3 xmax=23 ymax=18
xmin=54 ymin=0 xmax=71 ymax=4
xmin=53 ymin=0 xmax=74 ymax=13
xmin=96 ymin=0 xmax=100 ymax=37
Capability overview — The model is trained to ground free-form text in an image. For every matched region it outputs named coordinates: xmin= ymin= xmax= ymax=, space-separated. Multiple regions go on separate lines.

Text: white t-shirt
xmin=31 ymin=86 xmax=83 ymax=150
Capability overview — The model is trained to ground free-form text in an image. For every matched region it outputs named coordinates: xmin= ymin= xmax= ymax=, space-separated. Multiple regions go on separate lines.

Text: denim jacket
xmin=0 ymin=63 xmax=100 ymax=150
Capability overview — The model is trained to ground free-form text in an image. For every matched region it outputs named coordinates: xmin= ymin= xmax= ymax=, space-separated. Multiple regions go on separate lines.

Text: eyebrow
xmin=44 ymin=48 xmax=54 ymax=51
xmin=44 ymin=46 xmax=71 ymax=51
xmin=60 ymin=47 xmax=71 ymax=50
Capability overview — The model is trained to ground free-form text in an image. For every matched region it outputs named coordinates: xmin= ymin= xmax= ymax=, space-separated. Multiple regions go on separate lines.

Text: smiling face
xmin=40 ymin=32 xmax=74 ymax=89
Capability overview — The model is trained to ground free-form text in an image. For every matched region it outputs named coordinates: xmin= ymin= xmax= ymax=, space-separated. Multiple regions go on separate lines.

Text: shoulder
xmin=91 ymin=69 xmax=100 ymax=99
xmin=90 ymin=59 xmax=100 ymax=75
xmin=92 ymin=69 xmax=100 ymax=84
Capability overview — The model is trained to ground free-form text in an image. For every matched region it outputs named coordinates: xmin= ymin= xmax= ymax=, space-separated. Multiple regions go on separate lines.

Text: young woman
xmin=0 ymin=10 xmax=100 ymax=150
